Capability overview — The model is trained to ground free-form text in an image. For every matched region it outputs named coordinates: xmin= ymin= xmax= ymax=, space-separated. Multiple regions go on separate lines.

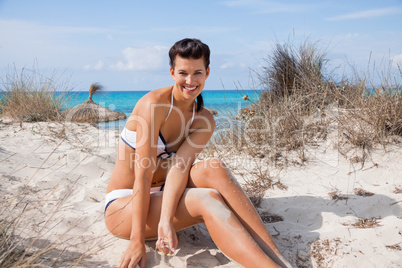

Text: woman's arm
xmin=119 ymin=95 xmax=164 ymax=267
xmin=130 ymin=107 xmax=157 ymax=241
xmin=157 ymin=110 xmax=216 ymax=253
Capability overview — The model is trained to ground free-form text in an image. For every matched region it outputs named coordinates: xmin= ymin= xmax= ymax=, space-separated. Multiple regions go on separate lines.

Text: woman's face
xmin=170 ymin=56 xmax=210 ymax=100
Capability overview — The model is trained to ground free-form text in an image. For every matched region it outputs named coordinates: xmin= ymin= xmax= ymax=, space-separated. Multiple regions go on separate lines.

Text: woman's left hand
xmin=156 ymin=221 xmax=178 ymax=255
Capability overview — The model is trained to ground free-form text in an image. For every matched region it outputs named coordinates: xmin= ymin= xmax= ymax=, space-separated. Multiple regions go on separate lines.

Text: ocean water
xmin=62 ymin=89 xmax=261 ymax=129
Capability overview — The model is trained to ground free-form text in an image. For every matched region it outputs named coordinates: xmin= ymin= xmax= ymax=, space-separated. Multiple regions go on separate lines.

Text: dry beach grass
xmin=0 ymin=66 xmax=72 ymax=123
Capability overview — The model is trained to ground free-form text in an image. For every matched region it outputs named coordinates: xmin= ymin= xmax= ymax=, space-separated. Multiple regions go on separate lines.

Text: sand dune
xmin=1 ymin=118 xmax=401 ymax=267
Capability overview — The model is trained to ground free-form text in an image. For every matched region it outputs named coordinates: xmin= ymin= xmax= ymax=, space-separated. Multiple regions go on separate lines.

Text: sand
xmin=0 ymin=117 xmax=401 ymax=267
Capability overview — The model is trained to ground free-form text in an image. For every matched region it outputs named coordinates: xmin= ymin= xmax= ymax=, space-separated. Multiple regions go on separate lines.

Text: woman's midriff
xmin=106 ymin=151 xmax=169 ymax=193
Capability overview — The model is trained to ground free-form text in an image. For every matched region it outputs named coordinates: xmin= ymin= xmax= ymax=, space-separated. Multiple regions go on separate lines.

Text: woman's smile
xmin=183 ymin=85 xmax=198 ymax=91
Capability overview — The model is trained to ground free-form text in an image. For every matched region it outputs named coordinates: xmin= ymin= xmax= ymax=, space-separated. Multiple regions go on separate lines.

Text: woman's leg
xmin=188 ymin=158 xmax=289 ymax=267
xmin=104 ymin=188 xmax=280 ymax=267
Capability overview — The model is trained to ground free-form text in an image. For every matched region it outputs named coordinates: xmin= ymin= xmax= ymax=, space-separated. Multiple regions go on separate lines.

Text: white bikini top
xmin=120 ymin=91 xmax=195 ymax=159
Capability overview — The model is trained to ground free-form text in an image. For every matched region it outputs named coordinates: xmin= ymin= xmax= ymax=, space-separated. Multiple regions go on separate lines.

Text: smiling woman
xmin=168 ymin=40 xmax=209 ymax=108
xmin=104 ymin=38 xmax=290 ymax=268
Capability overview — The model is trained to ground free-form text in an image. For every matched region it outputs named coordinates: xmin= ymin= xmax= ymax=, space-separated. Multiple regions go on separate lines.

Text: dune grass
xmin=205 ymin=39 xmax=401 ymax=168
xmin=260 ymin=40 xmax=327 ymax=98
xmin=0 ymin=66 xmax=73 ymax=122
xmin=201 ymin=39 xmax=401 ymax=204
xmin=206 ymin=40 xmax=334 ymax=165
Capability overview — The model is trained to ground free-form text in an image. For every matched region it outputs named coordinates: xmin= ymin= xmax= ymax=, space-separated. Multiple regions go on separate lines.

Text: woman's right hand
xmin=118 ymin=240 xmax=146 ymax=268
xmin=156 ymin=220 xmax=177 ymax=255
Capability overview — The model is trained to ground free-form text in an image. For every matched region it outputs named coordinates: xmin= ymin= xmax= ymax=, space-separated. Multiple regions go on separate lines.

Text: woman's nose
xmin=186 ymin=75 xmax=193 ymax=84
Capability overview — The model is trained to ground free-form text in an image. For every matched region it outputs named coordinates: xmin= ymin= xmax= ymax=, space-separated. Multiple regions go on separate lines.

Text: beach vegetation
xmin=260 ymin=39 xmax=327 ymax=98
xmin=0 ymin=65 xmax=73 ymax=122
xmin=202 ymin=38 xmax=401 ymax=206
xmin=207 ymin=38 xmax=401 ymax=169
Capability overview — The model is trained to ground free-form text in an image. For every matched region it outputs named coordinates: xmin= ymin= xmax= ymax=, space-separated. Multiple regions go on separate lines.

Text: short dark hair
xmin=169 ymin=38 xmax=210 ymax=70
xmin=169 ymin=38 xmax=210 ymax=112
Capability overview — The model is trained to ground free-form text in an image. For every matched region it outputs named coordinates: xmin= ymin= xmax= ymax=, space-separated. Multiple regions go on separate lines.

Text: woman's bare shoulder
xmin=125 ymin=87 xmax=172 ymax=130
xmin=137 ymin=87 xmax=172 ymax=106
xmin=129 ymin=87 xmax=171 ymax=114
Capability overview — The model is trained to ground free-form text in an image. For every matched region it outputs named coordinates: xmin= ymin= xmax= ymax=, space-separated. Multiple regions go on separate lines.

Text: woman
xmin=104 ymin=38 xmax=290 ymax=268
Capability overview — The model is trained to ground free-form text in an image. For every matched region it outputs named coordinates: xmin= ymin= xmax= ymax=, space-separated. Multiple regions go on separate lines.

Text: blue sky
xmin=0 ymin=0 xmax=401 ymax=91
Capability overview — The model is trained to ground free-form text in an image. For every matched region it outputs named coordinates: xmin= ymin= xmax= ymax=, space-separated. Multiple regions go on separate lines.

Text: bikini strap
xmin=190 ymin=101 xmax=195 ymax=126
xmin=165 ymin=90 xmax=174 ymax=121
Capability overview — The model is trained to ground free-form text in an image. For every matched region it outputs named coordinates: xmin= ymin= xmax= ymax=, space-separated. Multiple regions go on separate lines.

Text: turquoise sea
xmin=63 ymin=89 xmax=261 ymax=129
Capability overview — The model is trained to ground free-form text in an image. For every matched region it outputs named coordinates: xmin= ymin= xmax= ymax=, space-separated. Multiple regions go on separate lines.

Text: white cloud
xmin=392 ymin=54 xmax=402 ymax=68
xmin=245 ymin=40 xmax=275 ymax=53
xmin=84 ymin=60 xmax=104 ymax=71
xmin=110 ymin=46 xmax=169 ymax=71
xmin=0 ymin=19 xmax=111 ymax=68
xmin=94 ymin=60 xmax=104 ymax=70
xmin=220 ymin=61 xmax=236 ymax=69
xmin=0 ymin=19 xmax=108 ymax=37
xmin=221 ymin=0 xmax=310 ymax=13
xmin=344 ymin=33 xmax=360 ymax=39
xmin=327 ymin=7 xmax=401 ymax=21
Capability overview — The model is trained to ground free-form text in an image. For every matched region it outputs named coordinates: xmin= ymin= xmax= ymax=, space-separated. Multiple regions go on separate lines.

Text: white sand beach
xmin=1 ymin=118 xmax=401 ymax=267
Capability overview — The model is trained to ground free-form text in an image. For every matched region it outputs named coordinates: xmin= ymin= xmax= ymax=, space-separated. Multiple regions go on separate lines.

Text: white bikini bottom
xmin=105 ymin=186 xmax=163 ymax=211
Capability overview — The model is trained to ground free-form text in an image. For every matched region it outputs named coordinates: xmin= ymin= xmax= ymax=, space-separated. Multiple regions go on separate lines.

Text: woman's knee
xmin=187 ymin=188 xmax=228 ymax=216
xmin=194 ymin=158 xmax=225 ymax=178
xmin=197 ymin=158 xmax=237 ymax=187
xmin=203 ymin=157 xmax=227 ymax=170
